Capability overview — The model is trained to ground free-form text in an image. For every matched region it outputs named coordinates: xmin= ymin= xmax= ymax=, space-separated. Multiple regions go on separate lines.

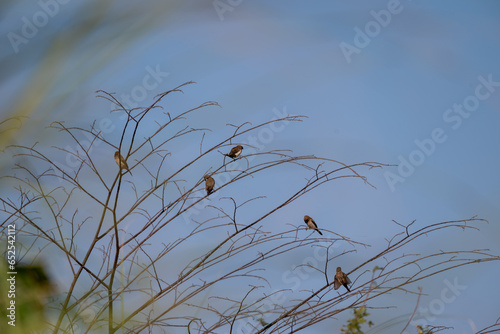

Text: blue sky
xmin=1 ymin=1 xmax=500 ymax=333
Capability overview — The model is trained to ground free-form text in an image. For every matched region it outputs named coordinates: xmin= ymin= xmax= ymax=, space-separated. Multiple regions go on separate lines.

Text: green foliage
xmin=340 ymin=306 xmax=374 ymax=334
xmin=0 ymin=261 xmax=53 ymax=333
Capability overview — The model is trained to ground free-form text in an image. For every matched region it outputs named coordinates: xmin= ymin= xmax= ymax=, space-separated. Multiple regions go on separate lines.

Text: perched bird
xmin=226 ymin=145 xmax=243 ymax=159
xmin=303 ymin=215 xmax=323 ymax=235
xmin=204 ymin=175 xmax=215 ymax=196
xmin=114 ymin=151 xmax=132 ymax=175
xmin=334 ymin=267 xmax=351 ymax=292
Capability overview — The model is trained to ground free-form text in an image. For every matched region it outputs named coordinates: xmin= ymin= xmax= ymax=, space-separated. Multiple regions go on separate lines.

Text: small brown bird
xmin=114 ymin=151 xmax=132 ymax=175
xmin=226 ymin=145 xmax=243 ymax=159
xmin=303 ymin=215 xmax=323 ymax=235
xmin=334 ymin=267 xmax=351 ymax=292
xmin=204 ymin=175 xmax=215 ymax=196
